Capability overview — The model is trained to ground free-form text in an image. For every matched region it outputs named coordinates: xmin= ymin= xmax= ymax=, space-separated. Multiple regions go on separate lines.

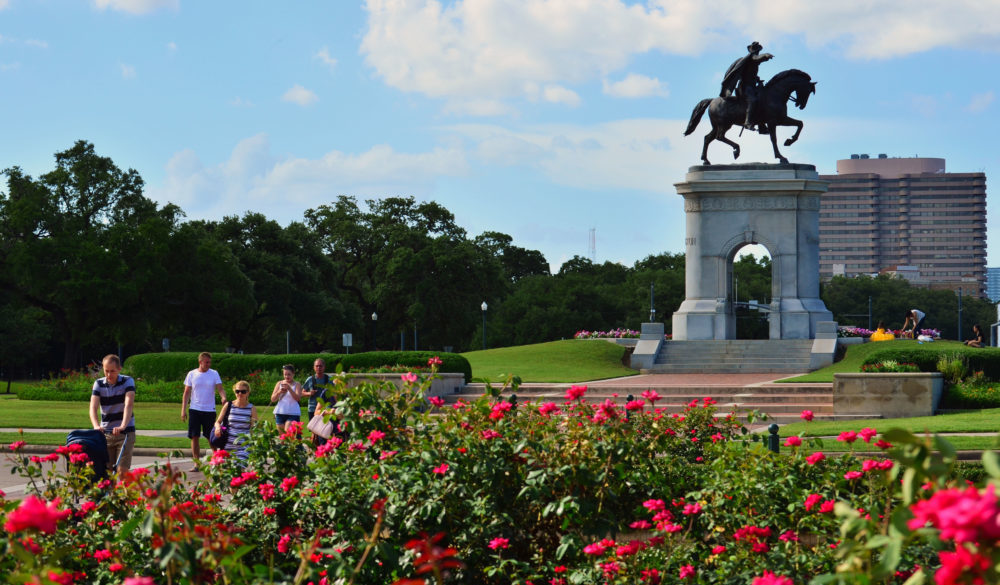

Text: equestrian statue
xmin=684 ymin=41 xmax=817 ymax=165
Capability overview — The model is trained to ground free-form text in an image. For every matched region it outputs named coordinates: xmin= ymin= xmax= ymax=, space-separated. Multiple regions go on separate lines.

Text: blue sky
xmin=2 ymin=0 xmax=998 ymax=270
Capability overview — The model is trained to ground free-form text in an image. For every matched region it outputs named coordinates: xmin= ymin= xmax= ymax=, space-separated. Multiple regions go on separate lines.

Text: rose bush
xmin=2 ymin=360 xmax=998 ymax=584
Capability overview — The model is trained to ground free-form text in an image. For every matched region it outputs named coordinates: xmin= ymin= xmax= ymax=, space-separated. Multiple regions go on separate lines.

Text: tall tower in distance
xmin=818 ymin=155 xmax=987 ymax=296
xmin=588 ymin=227 xmax=596 ymax=262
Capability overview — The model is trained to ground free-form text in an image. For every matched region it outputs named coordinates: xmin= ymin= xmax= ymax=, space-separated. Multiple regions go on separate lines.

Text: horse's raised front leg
xmin=780 ymin=116 xmax=804 ymax=147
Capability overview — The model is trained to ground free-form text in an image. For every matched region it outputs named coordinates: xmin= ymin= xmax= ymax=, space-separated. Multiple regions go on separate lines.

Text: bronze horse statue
xmin=684 ymin=69 xmax=816 ymax=165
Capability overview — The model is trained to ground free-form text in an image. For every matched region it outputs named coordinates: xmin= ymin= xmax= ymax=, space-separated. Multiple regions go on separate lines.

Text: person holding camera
xmin=270 ymin=364 xmax=303 ymax=432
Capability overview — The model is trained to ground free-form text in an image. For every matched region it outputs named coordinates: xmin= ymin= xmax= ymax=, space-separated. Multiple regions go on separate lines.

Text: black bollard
xmin=767 ymin=423 xmax=780 ymax=454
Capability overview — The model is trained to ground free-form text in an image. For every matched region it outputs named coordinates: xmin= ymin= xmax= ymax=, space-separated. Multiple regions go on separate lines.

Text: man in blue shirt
xmin=89 ymin=354 xmax=135 ymax=476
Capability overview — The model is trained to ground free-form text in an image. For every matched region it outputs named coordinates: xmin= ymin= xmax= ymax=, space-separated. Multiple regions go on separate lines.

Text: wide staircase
xmin=448 ymin=381 xmax=863 ymax=424
xmin=645 ymin=340 xmax=816 ymax=374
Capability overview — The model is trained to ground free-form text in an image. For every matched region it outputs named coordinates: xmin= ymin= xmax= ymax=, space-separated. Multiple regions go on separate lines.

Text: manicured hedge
xmin=340 ymin=351 xmax=472 ymax=382
xmin=862 ymin=345 xmax=1000 ymax=380
xmin=123 ymin=352 xmax=235 ymax=381
xmin=212 ymin=354 xmax=343 ymax=379
xmin=124 ymin=350 xmax=471 ymax=383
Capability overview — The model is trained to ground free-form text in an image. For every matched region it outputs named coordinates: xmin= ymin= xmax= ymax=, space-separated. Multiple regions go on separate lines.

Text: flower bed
xmin=0 ymin=362 xmax=994 ymax=584
xmin=574 ymin=328 xmax=641 ymax=339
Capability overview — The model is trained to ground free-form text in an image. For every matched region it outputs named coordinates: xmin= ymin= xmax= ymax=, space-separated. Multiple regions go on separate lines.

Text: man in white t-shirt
xmin=181 ymin=351 xmax=225 ymax=461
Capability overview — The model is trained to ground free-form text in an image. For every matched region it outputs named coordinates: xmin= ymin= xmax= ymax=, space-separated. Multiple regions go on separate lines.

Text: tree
xmin=0 ymin=141 xmax=182 ymax=367
xmin=306 ymin=196 xmax=506 ymax=351
xmin=211 ymin=213 xmax=356 ymax=353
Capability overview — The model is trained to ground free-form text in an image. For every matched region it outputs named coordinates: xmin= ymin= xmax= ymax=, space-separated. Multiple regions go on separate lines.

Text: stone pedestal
xmin=672 ymin=164 xmax=833 ymax=340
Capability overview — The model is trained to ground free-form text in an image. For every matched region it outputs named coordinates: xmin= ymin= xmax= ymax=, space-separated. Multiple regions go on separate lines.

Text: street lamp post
xmin=481 ymin=301 xmax=488 ymax=350
xmin=371 ymin=312 xmax=378 ymax=351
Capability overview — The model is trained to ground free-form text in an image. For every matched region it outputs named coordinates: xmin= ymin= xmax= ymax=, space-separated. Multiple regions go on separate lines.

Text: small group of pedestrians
xmin=88 ymin=352 xmax=337 ymax=478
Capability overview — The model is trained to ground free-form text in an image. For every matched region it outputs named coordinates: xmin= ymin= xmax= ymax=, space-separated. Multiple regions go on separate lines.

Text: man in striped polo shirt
xmin=89 ymin=354 xmax=135 ymax=476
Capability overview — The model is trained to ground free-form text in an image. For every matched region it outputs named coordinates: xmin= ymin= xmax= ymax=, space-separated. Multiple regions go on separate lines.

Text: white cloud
xmin=93 ymin=0 xmax=178 ymax=14
xmin=315 ymin=47 xmax=338 ymax=69
xmin=0 ymin=62 xmax=19 ymax=72
xmin=282 ymin=84 xmax=318 ymax=106
xmin=603 ymin=73 xmax=668 ymax=98
xmin=229 ymin=96 xmax=254 ymax=108
xmin=25 ymin=39 xmax=48 ymax=49
xmin=167 ymin=41 xmax=177 ymax=52
xmin=0 ymin=0 xmax=9 ymax=9
xmin=120 ymin=63 xmax=136 ymax=78
xmin=146 ymin=134 xmax=468 ymax=222
xmin=360 ymin=0 xmax=1000 ymax=110
xmin=542 ymin=85 xmax=580 ymax=106
xmin=966 ymin=91 xmax=995 ymax=113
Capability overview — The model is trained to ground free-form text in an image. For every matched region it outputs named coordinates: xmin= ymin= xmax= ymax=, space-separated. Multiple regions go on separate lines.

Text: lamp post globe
xmin=371 ymin=312 xmax=378 ymax=351
xmin=481 ymin=301 xmax=488 ymax=350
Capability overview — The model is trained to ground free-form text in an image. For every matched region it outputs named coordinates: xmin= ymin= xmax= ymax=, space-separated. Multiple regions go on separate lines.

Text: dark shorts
xmin=187 ymin=409 xmax=216 ymax=439
xmin=275 ymin=413 xmax=300 ymax=426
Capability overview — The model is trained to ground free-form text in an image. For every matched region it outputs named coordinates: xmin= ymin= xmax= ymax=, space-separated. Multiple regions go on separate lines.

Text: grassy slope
xmin=777 ymin=339 xmax=967 ymax=383
xmin=779 ymin=408 xmax=1000 ymax=436
xmin=462 ymin=339 xmax=637 ymax=383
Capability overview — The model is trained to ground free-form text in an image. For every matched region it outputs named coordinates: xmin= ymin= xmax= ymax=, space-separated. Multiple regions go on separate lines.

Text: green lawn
xmin=790 ymin=434 xmax=1000 ymax=453
xmin=0 ymin=401 xmax=276 ymax=431
xmin=776 ymin=339 xmax=967 ymax=383
xmin=0 ymin=431 xmax=195 ymax=451
xmin=462 ymin=339 xmax=637 ymax=383
xmin=777 ymin=407 xmax=1000 ymax=436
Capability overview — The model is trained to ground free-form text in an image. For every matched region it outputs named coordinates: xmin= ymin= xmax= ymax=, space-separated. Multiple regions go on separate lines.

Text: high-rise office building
xmin=987 ymin=267 xmax=1000 ymax=302
xmin=818 ymin=155 xmax=987 ymax=296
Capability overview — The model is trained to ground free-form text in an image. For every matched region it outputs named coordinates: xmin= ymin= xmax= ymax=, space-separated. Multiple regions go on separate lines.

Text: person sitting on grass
xmin=870 ymin=321 xmax=895 ymax=342
xmin=965 ymin=324 xmax=985 ymax=348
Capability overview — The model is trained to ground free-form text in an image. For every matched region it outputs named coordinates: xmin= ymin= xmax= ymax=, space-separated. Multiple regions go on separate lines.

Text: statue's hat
xmin=747 ymin=41 xmax=763 ymax=52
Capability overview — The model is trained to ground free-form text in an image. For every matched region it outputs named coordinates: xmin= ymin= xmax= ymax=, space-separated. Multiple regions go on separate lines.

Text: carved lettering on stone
xmin=696 ymin=196 xmax=797 ymax=211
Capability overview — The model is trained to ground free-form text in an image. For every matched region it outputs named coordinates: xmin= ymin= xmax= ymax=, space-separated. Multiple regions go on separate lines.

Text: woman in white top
xmin=270 ymin=364 xmax=303 ymax=432
xmin=902 ymin=309 xmax=926 ymax=339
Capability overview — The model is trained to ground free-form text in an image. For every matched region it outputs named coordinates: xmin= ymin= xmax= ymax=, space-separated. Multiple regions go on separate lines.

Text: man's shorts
xmin=188 ymin=408 xmax=216 ymax=439
xmin=105 ymin=431 xmax=134 ymax=473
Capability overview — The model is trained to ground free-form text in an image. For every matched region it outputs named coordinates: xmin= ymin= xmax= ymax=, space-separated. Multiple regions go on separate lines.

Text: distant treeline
xmin=1 ymin=141 xmax=994 ymax=378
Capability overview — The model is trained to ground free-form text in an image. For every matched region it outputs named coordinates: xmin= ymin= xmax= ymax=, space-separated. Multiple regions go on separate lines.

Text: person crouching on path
xmin=89 ymin=354 xmax=136 ymax=476
xmin=181 ymin=351 xmax=226 ymax=461
xmin=271 ymin=364 xmax=303 ymax=433
xmin=215 ymin=380 xmax=257 ymax=463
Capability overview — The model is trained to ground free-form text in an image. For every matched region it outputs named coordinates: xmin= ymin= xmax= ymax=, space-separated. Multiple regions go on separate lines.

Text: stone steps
xmin=647 ymin=340 xmax=816 ymax=374
xmin=447 ymin=382 xmax=860 ymax=423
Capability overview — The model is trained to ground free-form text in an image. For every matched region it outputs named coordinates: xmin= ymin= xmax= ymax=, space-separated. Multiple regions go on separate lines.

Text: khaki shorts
xmin=105 ymin=432 xmax=134 ymax=473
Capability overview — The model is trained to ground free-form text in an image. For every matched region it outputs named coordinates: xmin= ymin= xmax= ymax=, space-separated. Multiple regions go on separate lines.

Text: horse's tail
xmin=684 ymin=99 xmax=712 ymax=136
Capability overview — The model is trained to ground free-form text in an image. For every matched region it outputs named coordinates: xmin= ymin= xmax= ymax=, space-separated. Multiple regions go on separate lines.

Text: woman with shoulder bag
xmin=215 ymin=380 xmax=257 ymax=463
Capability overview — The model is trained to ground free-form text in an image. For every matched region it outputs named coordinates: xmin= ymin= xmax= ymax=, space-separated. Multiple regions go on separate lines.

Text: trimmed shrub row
xmin=123 ymin=350 xmax=472 ymax=383
xmin=862 ymin=345 xmax=1000 ymax=379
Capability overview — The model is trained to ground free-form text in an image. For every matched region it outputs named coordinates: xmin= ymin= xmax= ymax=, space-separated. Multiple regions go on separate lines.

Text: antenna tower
xmin=588 ymin=228 xmax=596 ymax=261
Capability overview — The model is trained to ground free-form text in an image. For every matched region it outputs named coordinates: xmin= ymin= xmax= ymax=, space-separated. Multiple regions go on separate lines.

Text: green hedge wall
xmin=340 ymin=351 xmax=472 ymax=382
xmin=862 ymin=345 xmax=1000 ymax=380
xmin=124 ymin=351 xmax=472 ymax=383
xmin=212 ymin=354 xmax=343 ymax=379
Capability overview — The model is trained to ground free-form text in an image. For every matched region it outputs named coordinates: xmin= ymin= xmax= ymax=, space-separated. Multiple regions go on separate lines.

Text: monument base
xmin=671 ymin=163 xmax=832 ymax=341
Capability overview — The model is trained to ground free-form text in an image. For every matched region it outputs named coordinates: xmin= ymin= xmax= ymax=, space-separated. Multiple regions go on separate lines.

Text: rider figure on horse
xmin=720 ymin=41 xmax=773 ymax=133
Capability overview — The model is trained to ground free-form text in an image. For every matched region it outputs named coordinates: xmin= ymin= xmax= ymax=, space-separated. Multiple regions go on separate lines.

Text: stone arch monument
xmin=671 ymin=163 xmax=833 ymax=340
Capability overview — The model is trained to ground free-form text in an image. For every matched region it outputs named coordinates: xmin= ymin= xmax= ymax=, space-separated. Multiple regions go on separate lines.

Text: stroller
xmin=65 ymin=429 xmax=132 ymax=482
